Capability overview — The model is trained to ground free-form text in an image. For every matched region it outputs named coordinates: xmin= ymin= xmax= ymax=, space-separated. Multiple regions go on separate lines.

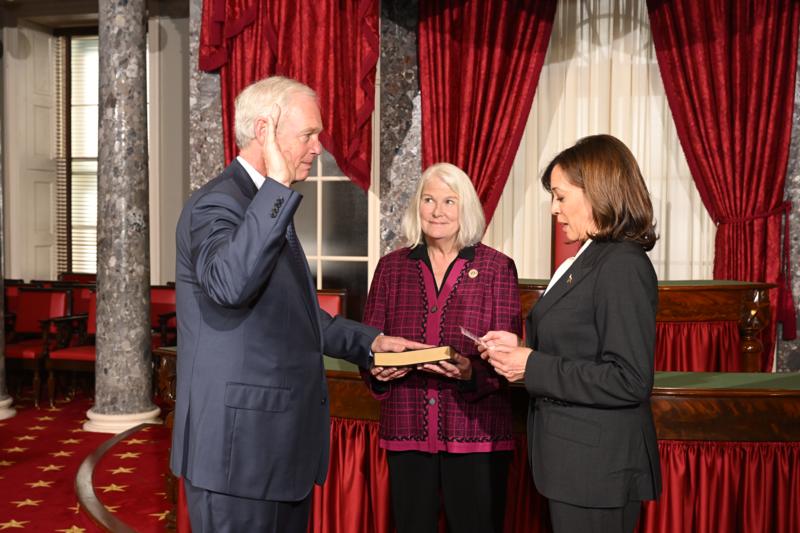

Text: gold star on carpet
xmin=59 ymin=438 xmax=81 ymax=444
xmin=106 ymin=505 xmax=120 ymax=513
xmin=78 ymin=418 xmax=88 ymax=424
xmin=108 ymin=466 xmax=135 ymax=475
xmin=114 ymin=452 xmax=141 ymax=459
xmin=149 ymin=510 xmax=170 ymax=521
xmin=68 ymin=503 xmax=80 ymax=514
xmin=0 ymin=460 xmax=14 ymax=467
xmin=26 ymin=480 xmax=54 ymax=488
xmin=55 ymin=526 xmax=86 ymax=533
xmin=27 ymin=425 xmax=46 ymax=431
xmin=139 ymin=426 xmax=152 ymax=431
xmin=15 ymin=435 xmax=36 ymax=441
xmin=10 ymin=499 xmax=42 ymax=508
xmin=69 ymin=428 xmax=84 ymax=433
xmin=3 ymin=447 xmax=26 ymax=453
xmin=0 ymin=519 xmax=29 ymax=529
xmin=51 ymin=450 xmax=74 ymax=457
xmin=37 ymin=464 xmax=65 ymax=472
xmin=44 ymin=406 xmax=61 ymax=412
xmin=36 ymin=415 xmax=54 ymax=421
xmin=98 ymin=483 xmax=127 ymax=493
xmin=125 ymin=438 xmax=147 ymax=445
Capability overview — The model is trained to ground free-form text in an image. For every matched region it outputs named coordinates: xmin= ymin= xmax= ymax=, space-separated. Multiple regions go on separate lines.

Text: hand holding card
xmin=460 ymin=326 xmax=485 ymax=346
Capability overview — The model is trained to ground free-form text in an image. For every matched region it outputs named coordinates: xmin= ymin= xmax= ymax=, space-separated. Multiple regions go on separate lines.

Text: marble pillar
xmin=0 ymin=80 xmax=14 ymax=420
xmin=379 ymin=1 xmax=421 ymax=256
xmin=189 ymin=0 xmax=224 ymax=189
xmin=88 ymin=0 xmax=159 ymax=433
xmin=776 ymin=37 xmax=800 ymax=373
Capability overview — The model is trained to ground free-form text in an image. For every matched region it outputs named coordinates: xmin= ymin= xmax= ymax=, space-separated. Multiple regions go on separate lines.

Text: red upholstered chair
xmin=4 ymin=287 xmax=72 ymax=406
xmin=45 ymin=290 xmax=97 ymax=407
xmin=317 ymin=288 xmax=347 ymax=317
xmin=150 ymin=285 xmax=177 ymax=349
xmin=53 ymin=283 xmax=95 ymax=316
xmin=4 ymin=279 xmax=25 ymax=311
xmin=4 ymin=280 xmax=29 ymax=333
xmin=58 ymin=271 xmax=96 ymax=284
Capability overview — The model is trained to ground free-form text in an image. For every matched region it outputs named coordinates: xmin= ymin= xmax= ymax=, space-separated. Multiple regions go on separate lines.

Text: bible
xmin=373 ymin=345 xmax=455 ymax=367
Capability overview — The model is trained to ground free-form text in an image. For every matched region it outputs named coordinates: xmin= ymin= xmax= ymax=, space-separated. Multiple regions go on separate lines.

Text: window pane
xmin=71 ymin=106 xmax=98 ymax=158
xmin=71 ymin=161 xmax=97 ymax=227
xmin=70 ymin=37 xmax=98 ymax=106
xmin=322 ymin=260 xmax=367 ymax=321
xmin=319 ymin=149 xmax=343 ymax=177
xmin=293 ymin=181 xmax=318 ymax=255
xmin=321 ymin=181 xmax=367 ymax=256
xmin=71 ymin=227 xmax=96 ymax=273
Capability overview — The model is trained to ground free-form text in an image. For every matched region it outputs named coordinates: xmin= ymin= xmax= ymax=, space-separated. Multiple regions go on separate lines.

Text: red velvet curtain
xmin=177 ymin=420 xmax=800 ymax=532
xmin=199 ymin=0 xmax=379 ymax=191
xmin=418 ymin=0 xmax=557 ymax=224
xmin=656 ymin=322 xmax=741 ymax=371
xmin=646 ymin=0 xmax=800 ymax=367
xmin=309 ymin=418 xmax=391 ymax=533
xmin=638 ymin=441 xmax=800 ymax=533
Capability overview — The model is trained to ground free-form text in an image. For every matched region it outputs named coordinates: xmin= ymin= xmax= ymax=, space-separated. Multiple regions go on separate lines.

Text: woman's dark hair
xmin=541 ymin=134 xmax=658 ymax=251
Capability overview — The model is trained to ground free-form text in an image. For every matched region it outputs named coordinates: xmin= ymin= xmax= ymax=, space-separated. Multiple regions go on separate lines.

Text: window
xmin=55 ymin=33 xmax=99 ymax=274
xmin=294 ymin=150 xmax=369 ymax=320
xmin=55 ymin=32 xmax=150 ymax=275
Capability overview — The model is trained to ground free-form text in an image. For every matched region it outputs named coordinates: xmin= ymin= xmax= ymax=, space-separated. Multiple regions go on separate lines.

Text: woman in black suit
xmin=480 ymin=134 xmax=662 ymax=533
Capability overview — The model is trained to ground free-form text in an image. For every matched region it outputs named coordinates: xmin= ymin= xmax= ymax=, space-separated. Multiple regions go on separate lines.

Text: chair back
xmin=5 ymin=284 xmax=23 ymax=315
xmin=87 ymin=291 xmax=97 ymax=335
xmin=150 ymin=285 xmax=176 ymax=328
xmin=317 ymin=288 xmax=347 ymax=317
xmin=58 ymin=272 xmax=96 ymax=284
xmin=14 ymin=288 xmax=72 ymax=334
xmin=61 ymin=284 xmax=95 ymax=315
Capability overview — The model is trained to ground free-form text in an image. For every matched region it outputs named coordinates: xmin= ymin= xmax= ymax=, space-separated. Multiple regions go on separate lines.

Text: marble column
xmin=776 ymin=36 xmax=800 ymax=373
xmin=189 ymin=0 xmax=224 ymax=189
xmin=379 ymin=0 xmax=421 ymax=255
xmin=87 ymin=0 xmax=159 ymax=433
xmin=0 ymin=84 xmax=14 ymax=420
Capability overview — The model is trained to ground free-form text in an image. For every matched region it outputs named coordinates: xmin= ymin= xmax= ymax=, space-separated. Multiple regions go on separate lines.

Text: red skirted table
xmin=164 ymin=366 xmax=800 ymax=533
xmin=313 ymin=370 xmax=800 ymax=533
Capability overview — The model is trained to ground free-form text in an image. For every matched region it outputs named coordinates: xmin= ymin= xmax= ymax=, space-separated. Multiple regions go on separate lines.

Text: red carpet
xmin=0 ymin=393 xmax=173 ymax=532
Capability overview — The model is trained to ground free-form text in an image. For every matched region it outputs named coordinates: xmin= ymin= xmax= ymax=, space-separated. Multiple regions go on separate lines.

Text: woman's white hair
xmin=401 ymin=162 xmax=486 ymax=249
xmin=234 ymin=76 xmax=317 ymax=149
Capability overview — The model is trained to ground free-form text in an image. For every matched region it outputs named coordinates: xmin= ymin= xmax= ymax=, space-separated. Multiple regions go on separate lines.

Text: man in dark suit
xmin=170 ymin=76 xmax=425 ymax=532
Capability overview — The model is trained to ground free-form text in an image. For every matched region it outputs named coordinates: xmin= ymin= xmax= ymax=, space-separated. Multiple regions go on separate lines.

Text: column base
xmin=83 ymin=405 xmax=162 ymax=434
xmin=0 ymin=396 xmax=16 ymax=420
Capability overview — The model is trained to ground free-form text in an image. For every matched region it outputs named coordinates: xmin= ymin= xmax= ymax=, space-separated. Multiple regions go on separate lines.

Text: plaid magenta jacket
xmin=363 ymin=243 xmax=522 ymax=453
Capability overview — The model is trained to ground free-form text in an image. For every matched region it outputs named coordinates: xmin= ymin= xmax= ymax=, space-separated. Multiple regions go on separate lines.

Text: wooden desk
xmin=519 ymin=279 xmax=774 ymax=372
xmin=327 ymin=370 xmax=800 ymax=442
xmin=651 ymin=371 xmax=800 ymax=441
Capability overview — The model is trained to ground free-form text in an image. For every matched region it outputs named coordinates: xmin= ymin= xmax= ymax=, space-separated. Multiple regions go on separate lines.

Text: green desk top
xmin=162 ymin=347 xmax=799 ymax=390
xmin=654 ymin=371 xmax=800 ymax=390
xmin=519 ymin=278 xmax=770 ymax=288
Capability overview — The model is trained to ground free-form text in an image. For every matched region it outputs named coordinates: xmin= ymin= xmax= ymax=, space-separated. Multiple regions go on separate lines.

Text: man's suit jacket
xmin=169 ymin=160 xmax=379 ymax=502
xmin=524 ymin=240 xmax=662 ymax=508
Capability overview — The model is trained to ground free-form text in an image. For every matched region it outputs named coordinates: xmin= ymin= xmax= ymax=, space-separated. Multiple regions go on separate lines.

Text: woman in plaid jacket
xmin=363 ymin=163 xmax=522 ymax=533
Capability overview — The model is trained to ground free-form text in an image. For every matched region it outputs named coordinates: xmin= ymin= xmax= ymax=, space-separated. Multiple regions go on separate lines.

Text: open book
xmin=373 ymin=345 xmax=454 ymax=367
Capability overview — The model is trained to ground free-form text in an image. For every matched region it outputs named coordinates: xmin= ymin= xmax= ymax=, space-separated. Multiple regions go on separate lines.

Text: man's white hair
xmin=234 ymin=76 xmax=317 ymax=149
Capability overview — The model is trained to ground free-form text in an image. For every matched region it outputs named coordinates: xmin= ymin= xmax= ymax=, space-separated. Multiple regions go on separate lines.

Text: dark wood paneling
xmin=519 ymin=280 xmax=775 ymax=372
